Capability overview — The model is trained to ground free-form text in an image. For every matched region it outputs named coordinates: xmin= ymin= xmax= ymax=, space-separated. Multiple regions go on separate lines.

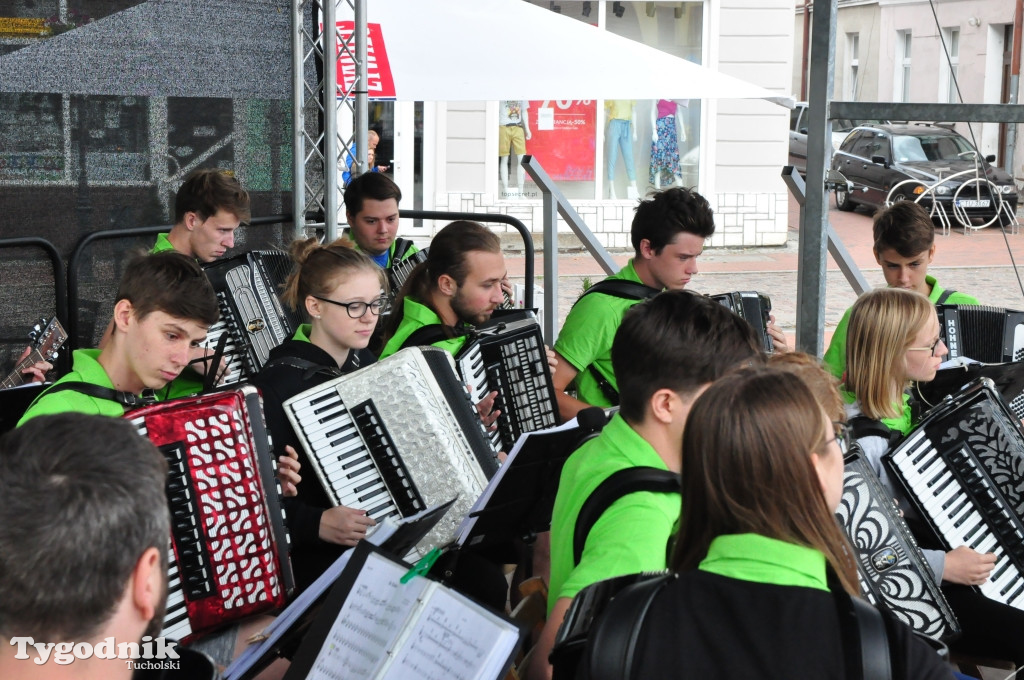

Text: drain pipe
xmin=800 ymin=0 xmax=812 ymax=100
xmin=1004 ymin=0 xmax=1022 ymax=176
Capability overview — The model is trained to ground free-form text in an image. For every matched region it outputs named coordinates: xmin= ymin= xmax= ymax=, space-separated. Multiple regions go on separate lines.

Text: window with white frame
xmin=895 ymin=30 xmax=912 ymax=102
xmin=940 ymin=27 xmax=960 ymax=103
xmin=847 ymin=33 xmax=860 ymax=100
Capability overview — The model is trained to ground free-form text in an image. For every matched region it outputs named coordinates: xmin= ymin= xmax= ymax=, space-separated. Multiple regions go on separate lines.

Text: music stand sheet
xmin=287 ymin=544 xmax=521 ymax=680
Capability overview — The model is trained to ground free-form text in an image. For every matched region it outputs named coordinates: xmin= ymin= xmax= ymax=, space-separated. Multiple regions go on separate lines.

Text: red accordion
xmin=126 ymin=386 xmax=293 ymax=643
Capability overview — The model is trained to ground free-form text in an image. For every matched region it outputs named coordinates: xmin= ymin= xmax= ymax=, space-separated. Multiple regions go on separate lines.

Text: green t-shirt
xmin=18 ymin=349 xmax=127 ymax=425
xmin=822 ymin=274 xmax=979 ymax=379
xmin=553 ymin=259 xmax=651 ymax=408
xmin=547 ymin=413 xmax=680 ymax=613
xmin=151 ymin=232 xmax=174 ymax=254
xmin=378 ymin=296 xmax=468 ymax=359
xmin=700 ymin=533 xmax=829 ymax=590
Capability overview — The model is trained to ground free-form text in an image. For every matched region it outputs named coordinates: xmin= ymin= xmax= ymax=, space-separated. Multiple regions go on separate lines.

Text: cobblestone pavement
xmin=504 ymin=195 xmax=1024 ymax=349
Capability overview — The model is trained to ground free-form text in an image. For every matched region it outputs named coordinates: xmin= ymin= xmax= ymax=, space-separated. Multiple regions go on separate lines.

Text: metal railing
xmin=0 ymin=237 xmax=68 ymax=374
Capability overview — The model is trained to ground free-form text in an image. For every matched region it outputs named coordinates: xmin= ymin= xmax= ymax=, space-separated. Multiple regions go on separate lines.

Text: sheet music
xmin=224 ymin=520 xmax=403 ymax=680
xmin=381 ymin=586 xmax=521 ymax=680
xmin=454 ymin=416 xmax=583 ymax=545
xmin=305 ymin=553 xmax=428 ymax=680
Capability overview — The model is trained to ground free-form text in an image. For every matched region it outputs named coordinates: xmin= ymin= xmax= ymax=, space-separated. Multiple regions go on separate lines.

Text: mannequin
xmin=650 ymin=99 xmax=686 ymax=189
xmin=605 ymin=99 xmax=639 ymax=199
xmin=498 ymin=100 xmax=532 ymax=195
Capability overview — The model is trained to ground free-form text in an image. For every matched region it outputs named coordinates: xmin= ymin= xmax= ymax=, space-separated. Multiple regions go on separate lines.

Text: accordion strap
xmin=35 ymin=381 xmax=158 ymax=409
xmin=390 ymin=238 xmax=417 ymax=265
xmin=576 ymin=279 xmax=660 ymax=305
xmin=935 ymin=288 xmax=957 ymax=305
xmin=573 ymin=467 xmax=680 ymax=567
xmin=261 ymin=356 xmax=343 ymax=381
xmin=400 ymin=322 xmax=476 ymax=351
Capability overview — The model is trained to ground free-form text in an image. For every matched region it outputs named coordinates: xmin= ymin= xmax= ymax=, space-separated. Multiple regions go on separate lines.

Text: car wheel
xmin=835 ymin=186 xmax=855 ymax=211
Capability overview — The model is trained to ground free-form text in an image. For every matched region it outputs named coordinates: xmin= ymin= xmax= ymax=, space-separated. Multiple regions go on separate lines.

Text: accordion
xmin=837 ymin=452 xmax=959 ymax=638
xmin=202 ymin=250 xmax=300 ymax=385
xmin=455 ymin=312 xmax=559 ymax=453
xmin=884 ymin=379 xmax=1024 ymax=611
xmin=386 ymin=249 xmax=428 ymax=307
xmin=127 ymin=387 xmax=294 ymax=643
xmin=283 ymin=346 xmax=498 ymax=554
xmin=708 ymin=290 xmax=774 ymax=353
xmin=937 ymin=303 xmax=1024 ymax=364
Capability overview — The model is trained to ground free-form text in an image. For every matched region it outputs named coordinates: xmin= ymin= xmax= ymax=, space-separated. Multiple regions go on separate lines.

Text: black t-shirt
xmin=630 ymin=570 xmax=953 ymax=680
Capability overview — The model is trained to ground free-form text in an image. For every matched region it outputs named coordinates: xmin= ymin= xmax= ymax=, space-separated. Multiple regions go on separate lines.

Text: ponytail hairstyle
xmin=280 ymin=237 xmax=386 ymax=319
xmin=671 ymin=366 xmax=859 ymax=595
xmin=384 ymin=220 xmax=501 ymax=339
xmin=845 ymin=287 xmax=933 ymax=420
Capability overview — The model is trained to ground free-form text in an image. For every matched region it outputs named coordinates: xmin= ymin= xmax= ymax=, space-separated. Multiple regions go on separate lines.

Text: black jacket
xmin=250 ymin=338 xmax=375 ymax=591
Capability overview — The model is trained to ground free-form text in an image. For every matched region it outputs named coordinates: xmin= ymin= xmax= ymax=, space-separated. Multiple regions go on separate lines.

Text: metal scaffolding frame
xmin=292 ymin=0 xmax=367 ymax=240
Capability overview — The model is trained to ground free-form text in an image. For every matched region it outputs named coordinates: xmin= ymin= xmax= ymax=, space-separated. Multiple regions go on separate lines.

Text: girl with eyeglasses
xmin=625 ymin=366 xmax=950 ymax=679
xmin=252 ymin=237 xmax=387 ymax=592
xmin=845 ymin=286 xmax=1024 ymax=668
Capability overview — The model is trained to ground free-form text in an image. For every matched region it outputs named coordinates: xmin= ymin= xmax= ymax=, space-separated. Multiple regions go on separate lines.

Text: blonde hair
xmin=845 ymin=288 xmax=933 ymax=420
xmin=280 ymin=237 xmax=386 ymax=317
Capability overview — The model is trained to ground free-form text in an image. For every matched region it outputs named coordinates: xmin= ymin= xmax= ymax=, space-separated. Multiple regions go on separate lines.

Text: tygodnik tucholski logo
xmin=9 ymin=635 xmax=180 ymax=669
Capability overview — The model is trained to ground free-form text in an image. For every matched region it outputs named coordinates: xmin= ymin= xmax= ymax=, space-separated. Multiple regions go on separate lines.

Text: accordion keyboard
xmin=287 ymin=387 xmax=424 ymax=521
xmin=889 ymin=435 xmax=1024 ymax=609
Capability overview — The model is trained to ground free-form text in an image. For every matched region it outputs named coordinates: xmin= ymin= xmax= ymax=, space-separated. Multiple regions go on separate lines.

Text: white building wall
xmin=432 ymin=0 xmax=796 ymax=250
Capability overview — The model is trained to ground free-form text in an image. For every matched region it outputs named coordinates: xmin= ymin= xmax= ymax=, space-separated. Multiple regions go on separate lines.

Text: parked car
xmin=831 ymin=123 xmax=1018 ymax=226
xmin=788 ymin=101 xmax=888 ymax=174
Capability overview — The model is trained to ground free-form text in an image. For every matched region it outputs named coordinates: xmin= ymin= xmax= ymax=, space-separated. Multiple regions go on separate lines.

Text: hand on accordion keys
xmin=765 ymin=314 xmax=790 ymax=354
xmin=474 ymin=387 xmax=501 ymax=433
xmin=319 ymin=505 xmax=377 ymax=547
xmin=277 ymin=445 xmax=302 ymax=497
xmin=187 ymin=346 xmax=230 ymax=385
xmin=944 ymin=545 xmax=997 ymax=586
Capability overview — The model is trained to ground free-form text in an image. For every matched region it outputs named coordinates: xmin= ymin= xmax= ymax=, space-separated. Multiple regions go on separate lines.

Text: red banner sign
xmin=334 ymin=22 xmax=396 ymax=100
xmin=527 ymin=100 xmax=596 ymax=181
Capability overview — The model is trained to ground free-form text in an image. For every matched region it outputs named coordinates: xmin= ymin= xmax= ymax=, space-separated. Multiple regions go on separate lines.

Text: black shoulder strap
xmin=935 ymin=288 xmax=956 ymax=305
xmin=390 ymin=237 xmax=416 ymax=264
xmin=830 ymin=570 xmax=892 ymax=680
xmin=578 ymin=279 xmax=660 ymax=304
xmin=399 ymin=323 xmax=474 ymax=351
xmin=260 ymin=356 xmax=343 ymax=381
xmin=583 ymin=574 xmax=673 ymax=680
xmin=587 ymin=365 xmax=620 ymax=406
xmin=33 ymin=381 xmax=157 ymax=410
xmin=573 ymin=467 xmax=681 ymax=566
xmin=848 ymin=415 xmax=902 ymax=448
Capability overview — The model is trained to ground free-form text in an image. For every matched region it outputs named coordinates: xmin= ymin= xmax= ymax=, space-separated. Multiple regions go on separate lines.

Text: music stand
xmin=455 ymin=407 xmax=609 ymax=550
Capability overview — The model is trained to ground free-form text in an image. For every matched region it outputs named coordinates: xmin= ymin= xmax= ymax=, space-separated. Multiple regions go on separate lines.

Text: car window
xmin=847 ymin=132 xmax=874 ymax=159
xmin=791 ymin=106 xmax=805 ymax=132
xmin=893 ymin=135 xmax=927 ymax=162
xmin=868 ymin=134 xmax=890 ymax=161
xmin=892 ymin=133 xmax=974 ymax=162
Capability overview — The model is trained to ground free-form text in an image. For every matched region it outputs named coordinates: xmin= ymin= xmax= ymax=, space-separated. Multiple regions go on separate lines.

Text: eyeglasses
xmin=907 ymin=337 xmax=944 ymax=356
xmin=313 ymin=296 xmax=385 ymax=319
xmin=826 ymin=421 xmax=850 ymax=452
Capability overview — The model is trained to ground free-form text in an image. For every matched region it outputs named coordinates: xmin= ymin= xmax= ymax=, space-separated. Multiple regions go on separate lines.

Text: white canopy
xmin=336 ymin=0 xmax=789 ymax=105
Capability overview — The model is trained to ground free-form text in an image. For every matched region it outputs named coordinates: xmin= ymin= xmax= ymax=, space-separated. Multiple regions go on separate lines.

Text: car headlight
xmin=934 ymin=185 xmax=951 ymax=195
xmin=1001 ymin=184 xmax=1016 ymax=195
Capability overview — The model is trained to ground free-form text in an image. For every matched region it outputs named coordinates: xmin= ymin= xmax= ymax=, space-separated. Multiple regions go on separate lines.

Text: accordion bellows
xmin=128 ymin=386 xmax=293 ymax=643
xmin=284 ymin=346 xmax=498 ymax=554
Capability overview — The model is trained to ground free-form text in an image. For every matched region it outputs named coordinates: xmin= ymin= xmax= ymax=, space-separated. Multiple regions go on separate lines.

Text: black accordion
xmin=283 ymin=346 xmax=498 ymax=554
xmin=386 ymin=248 xmax=428 ymax=306
xmin=455 ymin=311 xmax=560 ymax=453
xmin=126 ymin=386 xmax=294 ymax=643
xmin=885 ymin=378 xmax=1024 ymax=611
xmin=203 ymin=250 xmax=300 ymax=385
xmin=837 ymin=452 xmax=959 ymax=638
xmin=709 ymin=290 xmax=774 ymax=353
xmin=937 ymin=303 xmax=1024 ymax=364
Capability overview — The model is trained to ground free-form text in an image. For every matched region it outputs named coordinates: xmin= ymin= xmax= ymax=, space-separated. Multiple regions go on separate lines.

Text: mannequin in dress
xmin=605 ymin=99 xmax=639 ymax=200
xmin=650 ymin=99 xmax=686 ymax=189
xmin=498 ymin=100 xmax=532 ymax=195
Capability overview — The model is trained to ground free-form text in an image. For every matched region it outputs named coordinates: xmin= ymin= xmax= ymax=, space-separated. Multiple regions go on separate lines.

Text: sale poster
xmin=527 ymin=100 xmax=595 ymax=181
